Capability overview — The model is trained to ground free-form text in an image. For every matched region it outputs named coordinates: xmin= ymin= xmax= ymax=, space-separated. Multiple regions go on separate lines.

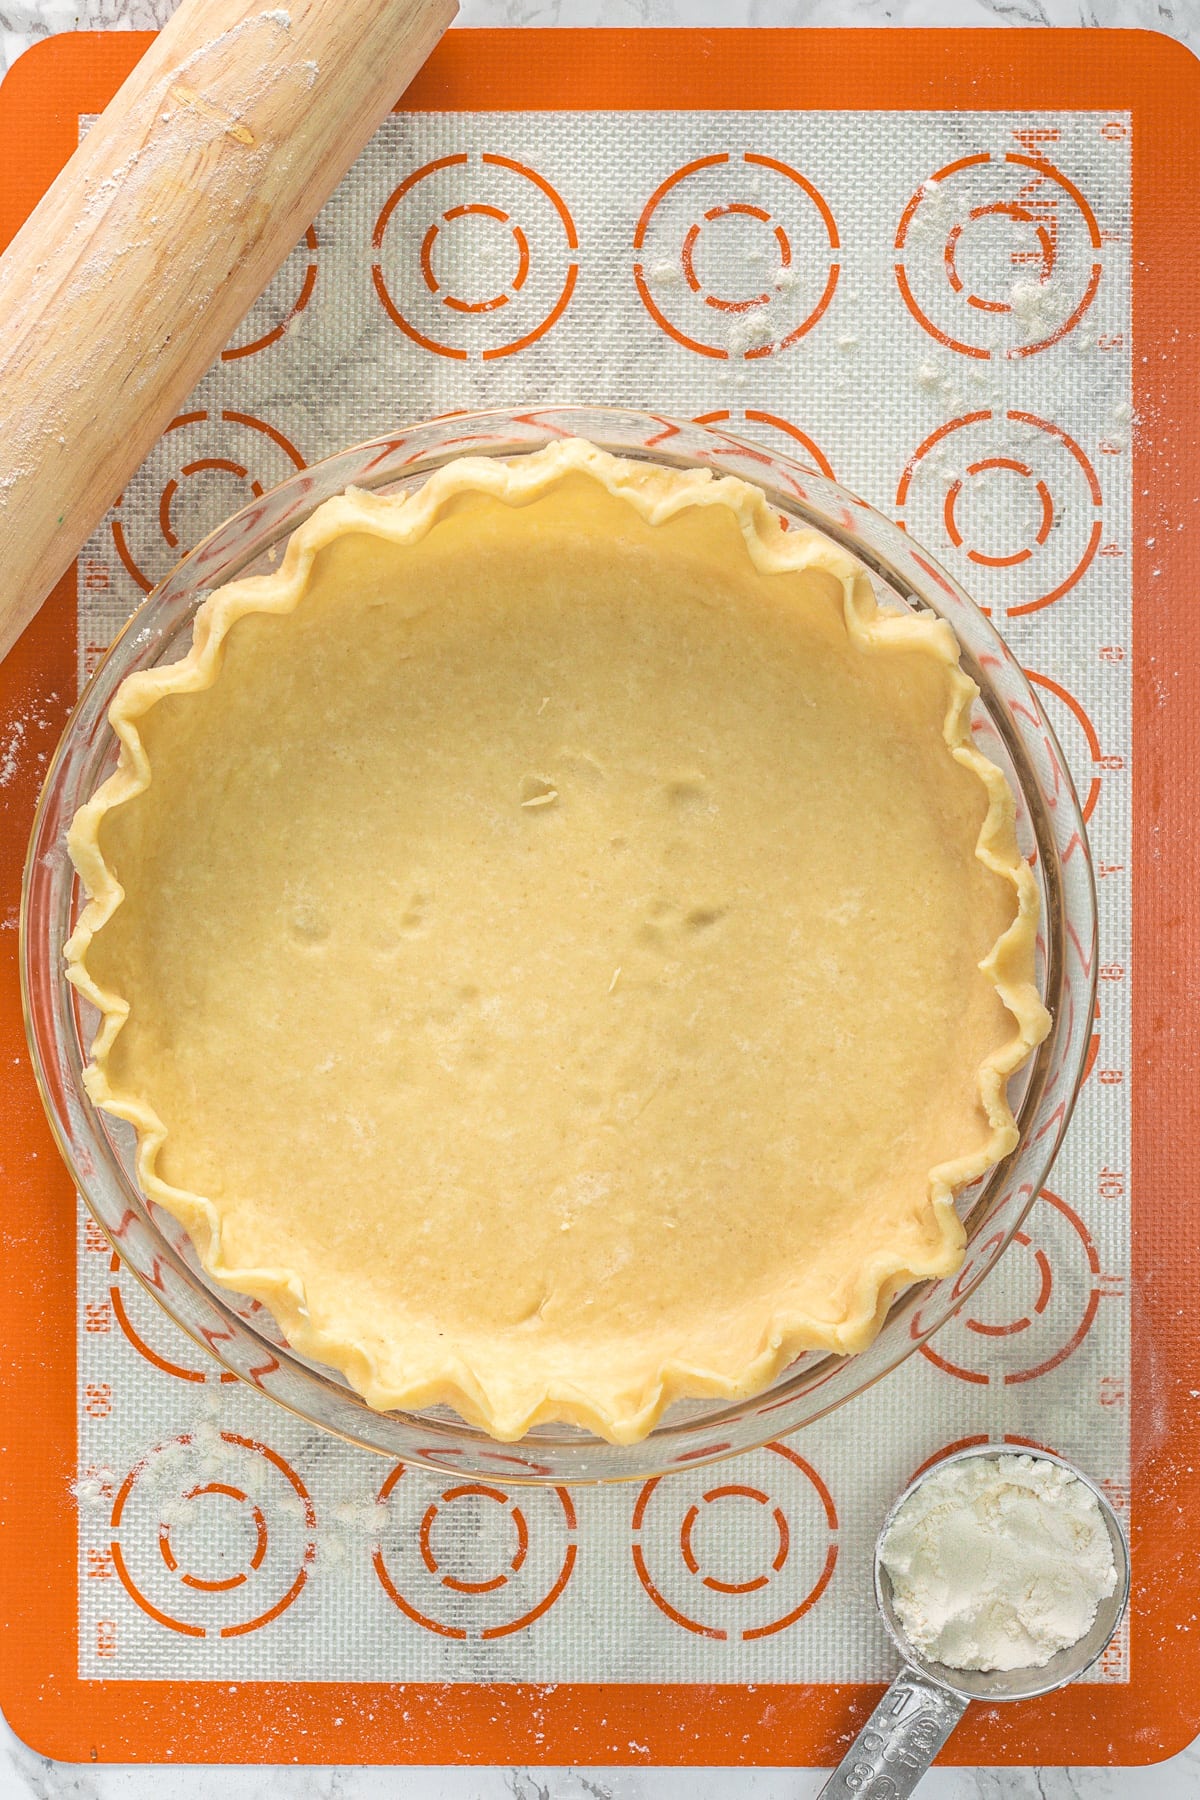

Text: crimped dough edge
xmin=64 ymin=438 xmax=1050 ymax=1444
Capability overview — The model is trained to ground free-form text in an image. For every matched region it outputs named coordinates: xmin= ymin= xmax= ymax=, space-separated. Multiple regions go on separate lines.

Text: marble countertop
xmin=1 ymin=0 xmax=1197 ymax=56
xmin=0 ymin=1 xmax=1196 ymax=1794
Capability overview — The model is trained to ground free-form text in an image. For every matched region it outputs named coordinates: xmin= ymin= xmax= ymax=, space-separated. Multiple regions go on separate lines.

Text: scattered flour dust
xmin=0 ymin=693 xmax=58 ymax=787
xmin=879 ymin=1454 xmax=1118 ymax=1673
xmin=726 ymin=313 xmax=774 ymax=357
xmin=71 ymin=1466 xmax=119 ymax=1511
xmin=0 ymin=718 xmax=25 ymax=788
xmin=70 ymin=1391 xmax=387 ymax=1565
xmin=1009 ymin=276 xmax=1071 ymax=342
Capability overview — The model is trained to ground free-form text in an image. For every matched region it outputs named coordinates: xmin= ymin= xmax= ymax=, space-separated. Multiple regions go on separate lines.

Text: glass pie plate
xmin=20 ymin=405 xmax=1097 ymax=1486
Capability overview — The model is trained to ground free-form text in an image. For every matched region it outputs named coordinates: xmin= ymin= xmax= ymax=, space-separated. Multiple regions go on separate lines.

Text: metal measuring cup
xmin=819 ymin=1444 xmax=1131 ymax=1798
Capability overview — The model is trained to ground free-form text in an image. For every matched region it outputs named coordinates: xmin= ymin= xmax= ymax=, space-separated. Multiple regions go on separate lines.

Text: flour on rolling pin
xmin=0 ymin=0 xmax=457 ymax=663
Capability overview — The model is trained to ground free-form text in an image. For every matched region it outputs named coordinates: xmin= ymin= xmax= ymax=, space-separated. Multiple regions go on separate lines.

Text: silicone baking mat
xmin=0 ymin=27 xmax=1197 ymax=1768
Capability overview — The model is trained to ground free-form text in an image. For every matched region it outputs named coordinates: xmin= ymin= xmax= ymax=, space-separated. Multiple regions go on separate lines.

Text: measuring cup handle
xmin=817 ymin=1666 xmax=969 ymax=1798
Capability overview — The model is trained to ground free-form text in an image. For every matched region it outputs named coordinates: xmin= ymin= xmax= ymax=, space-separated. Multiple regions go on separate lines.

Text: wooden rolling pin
xmin=0 ymin=0 xmax=457 ymax=664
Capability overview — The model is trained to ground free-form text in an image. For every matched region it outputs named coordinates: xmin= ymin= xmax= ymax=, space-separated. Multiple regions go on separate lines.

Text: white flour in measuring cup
xmin=879 ymin=1453 xmax=1118 ymax=1672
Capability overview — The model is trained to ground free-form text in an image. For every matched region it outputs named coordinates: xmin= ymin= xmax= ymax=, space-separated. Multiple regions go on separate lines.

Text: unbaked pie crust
xmin=66 ymin=439 xmax=1048 ymax=1444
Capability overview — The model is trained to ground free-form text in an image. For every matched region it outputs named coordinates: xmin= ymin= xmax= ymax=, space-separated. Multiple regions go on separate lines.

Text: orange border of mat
xmin=0 ymin=27 xmax=1197 ymax=1768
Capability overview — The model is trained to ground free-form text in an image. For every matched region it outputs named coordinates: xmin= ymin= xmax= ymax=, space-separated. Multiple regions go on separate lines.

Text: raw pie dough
xmin=66 ymin=439 xmax=1048 ymax=1444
